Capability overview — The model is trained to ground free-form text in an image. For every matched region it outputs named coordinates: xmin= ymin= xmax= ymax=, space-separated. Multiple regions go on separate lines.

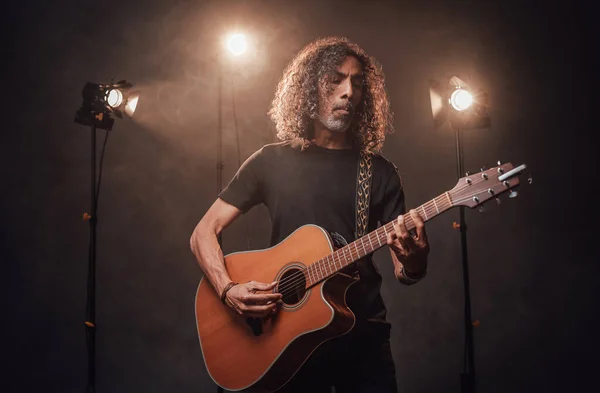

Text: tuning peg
xmin=495 ymin=197 xmax=501 ymax=205
xmin=509 ymin=190 xmax=518 ymax=198
xmin=497 ymin=160 xmax=502 ymax=165
xmin=465 ymin=171 xmax=471 ymax=176
xmin=528 ymin=174 xmax=533 ymax=184
xmin=478 ymin=206 xmax=486 ymax=213
xmin=480 ymin=166 xmax=487 ymax=172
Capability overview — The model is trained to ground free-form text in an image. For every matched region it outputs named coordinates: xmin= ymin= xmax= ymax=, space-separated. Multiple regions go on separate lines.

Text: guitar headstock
xmin=449 ymin=162 xmax=529 ymax=208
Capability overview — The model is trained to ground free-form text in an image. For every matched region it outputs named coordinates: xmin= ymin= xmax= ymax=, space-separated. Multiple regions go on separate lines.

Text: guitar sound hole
xmin=278 ymin=268 xmax=307 ymax=307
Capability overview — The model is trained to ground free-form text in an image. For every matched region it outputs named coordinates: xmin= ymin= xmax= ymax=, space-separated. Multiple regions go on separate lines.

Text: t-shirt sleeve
xmin=378 ymin=163 xmax=406 ymax=225
xmin=218 ymin=148 xmax=264 ymax=213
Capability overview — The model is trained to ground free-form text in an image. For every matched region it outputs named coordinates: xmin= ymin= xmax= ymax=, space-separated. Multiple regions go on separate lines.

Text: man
xmin=190 ymin=36 xmax=430 ymax=392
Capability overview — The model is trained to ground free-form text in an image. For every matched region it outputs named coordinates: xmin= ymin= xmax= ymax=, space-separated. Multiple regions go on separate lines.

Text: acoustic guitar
xmin=195 ymin=162 xmax=528 ymax=393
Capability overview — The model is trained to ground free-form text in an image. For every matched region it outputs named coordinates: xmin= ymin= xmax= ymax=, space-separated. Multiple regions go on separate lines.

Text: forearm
xmin=389 ymin=248 xmax=427 ymax=285
xmin=190 ymin=225 xmax=233 ymax=296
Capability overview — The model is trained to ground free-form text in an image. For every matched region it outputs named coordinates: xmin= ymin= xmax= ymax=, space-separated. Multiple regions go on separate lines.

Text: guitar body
xmin=195 ymin=224 xmax=358 ymax=393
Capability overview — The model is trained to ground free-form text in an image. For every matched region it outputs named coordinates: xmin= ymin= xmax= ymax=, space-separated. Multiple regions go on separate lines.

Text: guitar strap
xmin=356 ymin=150 xmax=373 ymax=239
xmin=348 ymin=150 xmax=374 ymax=279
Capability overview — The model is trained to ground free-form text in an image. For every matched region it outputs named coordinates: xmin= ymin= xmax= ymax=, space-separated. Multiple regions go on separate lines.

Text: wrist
xmin=400 ymin=265 xmax=427 ymax=283
xmin=403 ymin=265 xmax=427 ymax=279
xmin=220 ymin=281 xmax=239 ymax=304
xmin=213 ymin=274 xmax=234 ymax=298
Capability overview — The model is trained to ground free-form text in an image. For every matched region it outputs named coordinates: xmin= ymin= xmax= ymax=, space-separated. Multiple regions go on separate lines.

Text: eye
xmin=352 ymin=78 xmax=364 ymax=88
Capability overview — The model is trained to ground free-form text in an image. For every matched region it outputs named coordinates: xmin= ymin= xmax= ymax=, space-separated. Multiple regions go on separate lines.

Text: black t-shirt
xmin=218 ymin=139 xmax=405 ymax=335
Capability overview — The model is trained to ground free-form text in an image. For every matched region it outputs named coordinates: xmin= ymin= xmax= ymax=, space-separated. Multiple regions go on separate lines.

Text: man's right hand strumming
xmin=189 ymin=199 xmax=282 ymax=318
xmin=224 ymin=281 xmax=282 ymax=318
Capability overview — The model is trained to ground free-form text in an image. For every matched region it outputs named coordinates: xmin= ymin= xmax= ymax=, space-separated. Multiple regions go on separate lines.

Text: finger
xmin=391 ymin=221 xmax=400 ymax=238
xmin=392 ymin=223 xmax=407 ymax=252
xmin=243 ymin=293 xmax=283 ymax=305
xmin=394 ymin=216 xmax=414 ymax=249
xmin=386 ymin=231 xmax=395 ymax=246
xmin=388 ymin=235 xmax=404 ymax=253
xmin=239 ymin=303 xmax=277 ymax=318
xmin=224 ymin=297 xmax=241 ymax=314
xmin=409 ymin=209 xmax=427 ymax=242
xmin=227 ymin=298 xmax=247 ymax=316
xmin=386 ymin=231 xmax=405 ymax=255
xmin=391 ymin=242 xmax=405 ymax=257
xmin=250 ymin=281 xmax=278 ymax=291
xmin=395 ymin=214 xmax=410 ymax=239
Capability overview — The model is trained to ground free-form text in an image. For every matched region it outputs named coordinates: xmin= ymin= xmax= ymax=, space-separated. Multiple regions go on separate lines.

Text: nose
xmin=340 ymin=78 xmax=353 ymax=100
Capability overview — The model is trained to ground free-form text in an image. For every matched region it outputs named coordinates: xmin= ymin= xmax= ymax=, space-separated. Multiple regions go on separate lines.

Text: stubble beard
xmin=319 ymin=111 xmax=353 ymax=133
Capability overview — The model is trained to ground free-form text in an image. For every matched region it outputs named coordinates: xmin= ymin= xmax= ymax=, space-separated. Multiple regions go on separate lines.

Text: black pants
xmin=276 ymin=327 xmax=398 ymax=393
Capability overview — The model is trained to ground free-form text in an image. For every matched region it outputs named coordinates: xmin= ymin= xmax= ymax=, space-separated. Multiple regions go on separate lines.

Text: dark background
xmin=3 ymin=0 xmax=599 ymax=392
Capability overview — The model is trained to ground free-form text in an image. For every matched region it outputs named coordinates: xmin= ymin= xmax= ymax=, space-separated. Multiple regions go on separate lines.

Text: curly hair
xmin=267 ymin=36 xmax=394 ymax=153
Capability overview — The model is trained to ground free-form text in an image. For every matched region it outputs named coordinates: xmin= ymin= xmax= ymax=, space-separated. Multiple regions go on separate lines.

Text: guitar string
xmin=275 ymin=212 xmax=433 ymax=297
xmin=275 ymin=219 xmax=399 ymax=294
xmin=274 ymin=184 xmax=494 ymax=296
xmin=274 ymin=232 xmax=380 ymax=297
xmin=274 ymin=188 xmax=509 ymax=298
xmin=275 ymin=187 xmax=497 ymax=297
xmin=274 ymin=194 xmax=450 ymax=294
xmin=273 ymin=172 xmax=516 ymax=296
xmin=275 ymin=218 xmax=420 ymax=297
xmin=282 ymin=169 xmax=505 ymax=294
xmin=274 ymin=187 xmax=464 ymax=295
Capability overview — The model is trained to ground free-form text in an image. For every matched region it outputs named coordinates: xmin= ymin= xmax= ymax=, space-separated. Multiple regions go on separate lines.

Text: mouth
xmin=334 ymin=108 xmax=351 ymax=115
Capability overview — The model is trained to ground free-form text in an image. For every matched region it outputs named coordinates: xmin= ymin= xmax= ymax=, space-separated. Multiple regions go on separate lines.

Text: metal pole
xmin=217 ymin=56 xmax=223 ymax=247
xmin=215 ymin=54 xmax=225 ymax=393
xmin=455 ymin=127 xmax=476 ymax=393
xmin=85 ymin=120 xmax=97 ymax=393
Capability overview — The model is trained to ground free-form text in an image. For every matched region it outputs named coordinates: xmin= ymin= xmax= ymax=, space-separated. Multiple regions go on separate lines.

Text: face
xmin=316 ymin=55 xmax=364 ymax=133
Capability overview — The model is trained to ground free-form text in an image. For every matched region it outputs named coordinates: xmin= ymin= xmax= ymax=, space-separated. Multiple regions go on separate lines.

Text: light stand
xmin=429 ymin=76 xmax=490 ymax=393
xmin=76 ymin=114 xmax=107 ymax=393
xmin=217 ymin=53 xmax=224 ymax=247
xmin=74 ymin=81 xmax=139 ymax=393
xmin=215 ymin=48 xmax=226 ymax=393
xmin=213 ymin=31 xmax=248 ymax=393
xmin=454 ymin=126 xmax=475 ymax=393
xmin=86 ymin=120 xmax=98 ymax=393
xmin=75 ymin=106 xmax=114 ymax=393
xmin=215 ymin=32 xmax=247 ymax=247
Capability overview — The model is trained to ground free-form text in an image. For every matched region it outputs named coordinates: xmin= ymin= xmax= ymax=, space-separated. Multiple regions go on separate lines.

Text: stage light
xmin=429 ymin=76 xmax=489 ymax=130
xmin=124 ymin=95 xmax=139 ymax=118
xmin=103 ymin=81 xmax=139 ymax=118
xmin=75 ymin=80 xmax=140 ymax=130
xmin=106 ymin=89 xmax=123 ymax=108
xmin=450 ymin=88 xmax=473 ymax=111
xmin=227 ymin=33 xmax=247 ymax=56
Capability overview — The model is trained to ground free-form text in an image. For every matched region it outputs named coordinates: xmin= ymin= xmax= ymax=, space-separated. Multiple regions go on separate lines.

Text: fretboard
xmin=303 ymin=191 xmax=454 ymax=287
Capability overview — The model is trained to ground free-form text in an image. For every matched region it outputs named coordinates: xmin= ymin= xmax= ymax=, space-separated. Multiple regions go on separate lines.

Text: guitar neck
xmin=304 ymin=191 xmax=454 ymax=287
